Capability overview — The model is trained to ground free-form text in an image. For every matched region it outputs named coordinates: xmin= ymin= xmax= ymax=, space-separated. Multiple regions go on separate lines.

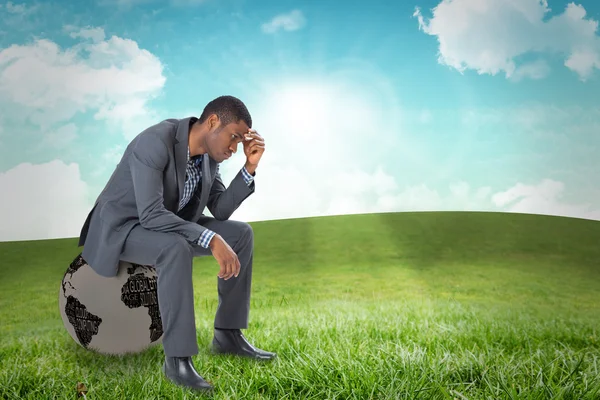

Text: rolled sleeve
xmin=197 ymin=229 xmax=216 ymax=248
xmin=241 ymin=166 xmax=254 ymax=186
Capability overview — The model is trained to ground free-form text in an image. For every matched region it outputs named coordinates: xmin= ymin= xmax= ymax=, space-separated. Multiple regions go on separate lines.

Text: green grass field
xmin=1 ymin=211 xmax=599 ymax=399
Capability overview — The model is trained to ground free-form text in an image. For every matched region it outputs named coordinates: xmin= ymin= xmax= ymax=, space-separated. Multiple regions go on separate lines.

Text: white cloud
xmin=0 ymin=0 xmax=41 ymax=31
xmin=261 ymin=10 xmax=306 ymax=34
xmin=564 ymin=47 xmax=600 ymax=79
xmin=65 ymin=25 xmax=106 ymax=43
xmin=509 ymin=59 xmax=551 ymax=81
xmin=38 ymin=123 xmax=78 ymax=150
xmin=4 ymin=1 xmax=37 ymax=15
xmin=0 ymin=27 xmax=167 ymax=242
xmin=365 ymin=181 xmax=496 ymax=215
xmin=492 ymin=179 xmax=600 ymax=220
xmin=0 ymin=26 xmax=166 ymax=135
xmin=228 ymin=164 xmax=600 ymax=223
xmin=0 ymin=160 xmax=92 ymax=241
xmin=414 ymin=0 xmax=600 ymax=81
xmin=90 ymin=144 xmax=126 ymax=178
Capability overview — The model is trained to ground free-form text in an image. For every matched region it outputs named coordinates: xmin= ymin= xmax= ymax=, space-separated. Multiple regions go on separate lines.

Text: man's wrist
xmin=208 ymin=233 xmax=219 ymax=249
xmin=244 ymin=161 xmax=257 ymax=175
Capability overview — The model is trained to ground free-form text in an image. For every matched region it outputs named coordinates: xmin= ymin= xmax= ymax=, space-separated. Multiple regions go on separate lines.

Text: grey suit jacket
xmin=78 ymin=117 xmax=255 ymax=277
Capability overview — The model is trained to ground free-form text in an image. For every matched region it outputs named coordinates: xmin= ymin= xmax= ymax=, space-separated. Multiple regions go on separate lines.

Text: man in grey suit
xmin=78 ymin=95 xmax=275 ymax=392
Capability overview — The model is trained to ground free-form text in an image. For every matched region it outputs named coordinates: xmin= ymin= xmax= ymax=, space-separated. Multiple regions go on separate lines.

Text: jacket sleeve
xmin=206 ymin=165 xmax=255 ymax=221
xmin=129 ymin=133 xmax=209 ymax=243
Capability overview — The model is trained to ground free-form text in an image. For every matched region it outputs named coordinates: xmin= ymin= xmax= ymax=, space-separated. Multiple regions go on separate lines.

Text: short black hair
xmin=198 ymin=95 xmax=252 ymax=128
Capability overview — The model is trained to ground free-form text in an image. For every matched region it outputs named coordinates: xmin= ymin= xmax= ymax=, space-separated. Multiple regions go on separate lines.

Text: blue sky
xmin=0 ymin=0 xmax=599 ymax=240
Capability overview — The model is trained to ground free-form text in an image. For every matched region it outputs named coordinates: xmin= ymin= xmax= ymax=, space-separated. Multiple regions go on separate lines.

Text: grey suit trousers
xmin=119 ymin=215 xmax=254 ymax=357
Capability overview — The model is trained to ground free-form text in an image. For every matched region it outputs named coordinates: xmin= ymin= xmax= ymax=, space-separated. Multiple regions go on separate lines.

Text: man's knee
xmin=239 ymin=221 xmax=253 ymax=237
xmin=222 ymin=220 xmax=253 ymax=250
xmin=235 ymin=221 xmax=253 ymax=243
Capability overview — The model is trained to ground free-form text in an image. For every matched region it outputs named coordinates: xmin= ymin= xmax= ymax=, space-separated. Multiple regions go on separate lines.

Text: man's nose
xmin=229 ymin=143 xmax=238 ymax=153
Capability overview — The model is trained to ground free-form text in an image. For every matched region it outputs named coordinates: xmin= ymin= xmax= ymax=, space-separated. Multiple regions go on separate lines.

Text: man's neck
xmin=188 ymin=121 xmax=207 ymax=157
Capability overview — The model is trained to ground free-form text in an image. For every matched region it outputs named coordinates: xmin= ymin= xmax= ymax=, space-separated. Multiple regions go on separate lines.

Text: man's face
xmin=207 ymin=118 xmax=250 ymax=163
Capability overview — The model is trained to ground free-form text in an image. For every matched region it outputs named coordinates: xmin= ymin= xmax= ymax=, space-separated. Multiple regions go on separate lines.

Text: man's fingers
xmin=247 ymin=143 xmax=265 ymax=153
xmin=245 ymin=130 xmax=263 ymax=141
xmin=218 ymin=261 xmax=230 ymax=279
xmin=249 ymin=140 xmax=265 ymax=147
xmin=244 ymin=138 xmax=265 ymax=147
xmin=222 ymin=266 xmax=229 ymax=280
xmin=226 ymin=261 xmax=234 ymax=280
xmin=221 ymin=257 xmax=240 ymax=280
xmin=223 ymin=258 xmax=238 ymax=280
xmin=215 ymin=250 xmax=241 ymax=280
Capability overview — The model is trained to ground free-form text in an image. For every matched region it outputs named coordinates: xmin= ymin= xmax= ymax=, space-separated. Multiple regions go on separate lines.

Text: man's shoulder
xmin=133 ymin=118 xmax=184 ymax=143
xmin=146 ymin=118 xmax=180 ymax=135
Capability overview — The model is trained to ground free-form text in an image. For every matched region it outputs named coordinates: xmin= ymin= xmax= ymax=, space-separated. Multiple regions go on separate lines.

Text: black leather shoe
xmin=212 ymin=329 xmax=277 ymax=360
xmin=162 ymin=356 xmax=213 ymax=392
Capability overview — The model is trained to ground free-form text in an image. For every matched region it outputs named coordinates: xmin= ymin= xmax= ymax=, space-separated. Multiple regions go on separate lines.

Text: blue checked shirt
xmin=177 ymin=147 xmax=255 ymax=248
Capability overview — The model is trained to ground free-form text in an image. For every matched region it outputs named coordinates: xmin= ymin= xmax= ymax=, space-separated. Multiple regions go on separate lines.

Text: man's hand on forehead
xmin=245 ymin=129 xmax=261 ymax=141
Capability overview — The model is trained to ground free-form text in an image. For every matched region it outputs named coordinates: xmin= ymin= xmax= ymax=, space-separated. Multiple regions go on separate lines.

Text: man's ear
xmin=210 ymin=114 xmax=221 ymax=130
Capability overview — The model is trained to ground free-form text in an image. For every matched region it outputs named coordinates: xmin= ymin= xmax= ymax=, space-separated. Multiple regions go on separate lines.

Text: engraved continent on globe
xmin=59 ymin=253 xmax=163 ymax=355
xmin=121 ymin=264 xmax=163 ymax=342
xmin=61 ymin=254 xmax=103 ymax=348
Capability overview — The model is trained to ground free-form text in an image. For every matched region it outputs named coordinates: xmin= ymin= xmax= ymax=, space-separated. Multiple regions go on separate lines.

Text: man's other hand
xmin=209 ymin=234 xmax=240 ymax=280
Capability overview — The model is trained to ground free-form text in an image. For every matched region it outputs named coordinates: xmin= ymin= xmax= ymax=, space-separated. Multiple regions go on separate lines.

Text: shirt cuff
xmin=197 ymin=229 xmax=216 ymax=248
xmin=241 ymin=166 xmax=254 ymax=185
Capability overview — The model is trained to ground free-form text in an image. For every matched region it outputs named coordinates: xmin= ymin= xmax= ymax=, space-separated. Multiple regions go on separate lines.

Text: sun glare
xmin=269 ymin=84 xmax=331 ymax=134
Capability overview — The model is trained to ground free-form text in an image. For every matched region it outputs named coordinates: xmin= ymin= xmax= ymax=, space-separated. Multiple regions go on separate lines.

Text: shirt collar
xmin=187 ymin=147 xmax=203 ymax=165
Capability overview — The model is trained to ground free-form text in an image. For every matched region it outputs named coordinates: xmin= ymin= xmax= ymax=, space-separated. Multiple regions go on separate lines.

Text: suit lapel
xmin=174 ymin=118 xmax=193 ymax=204
xmin=193 ymin=155 xmax=217 ymax=221
xmin=197 ymin=154 xmax=211 ymax=210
